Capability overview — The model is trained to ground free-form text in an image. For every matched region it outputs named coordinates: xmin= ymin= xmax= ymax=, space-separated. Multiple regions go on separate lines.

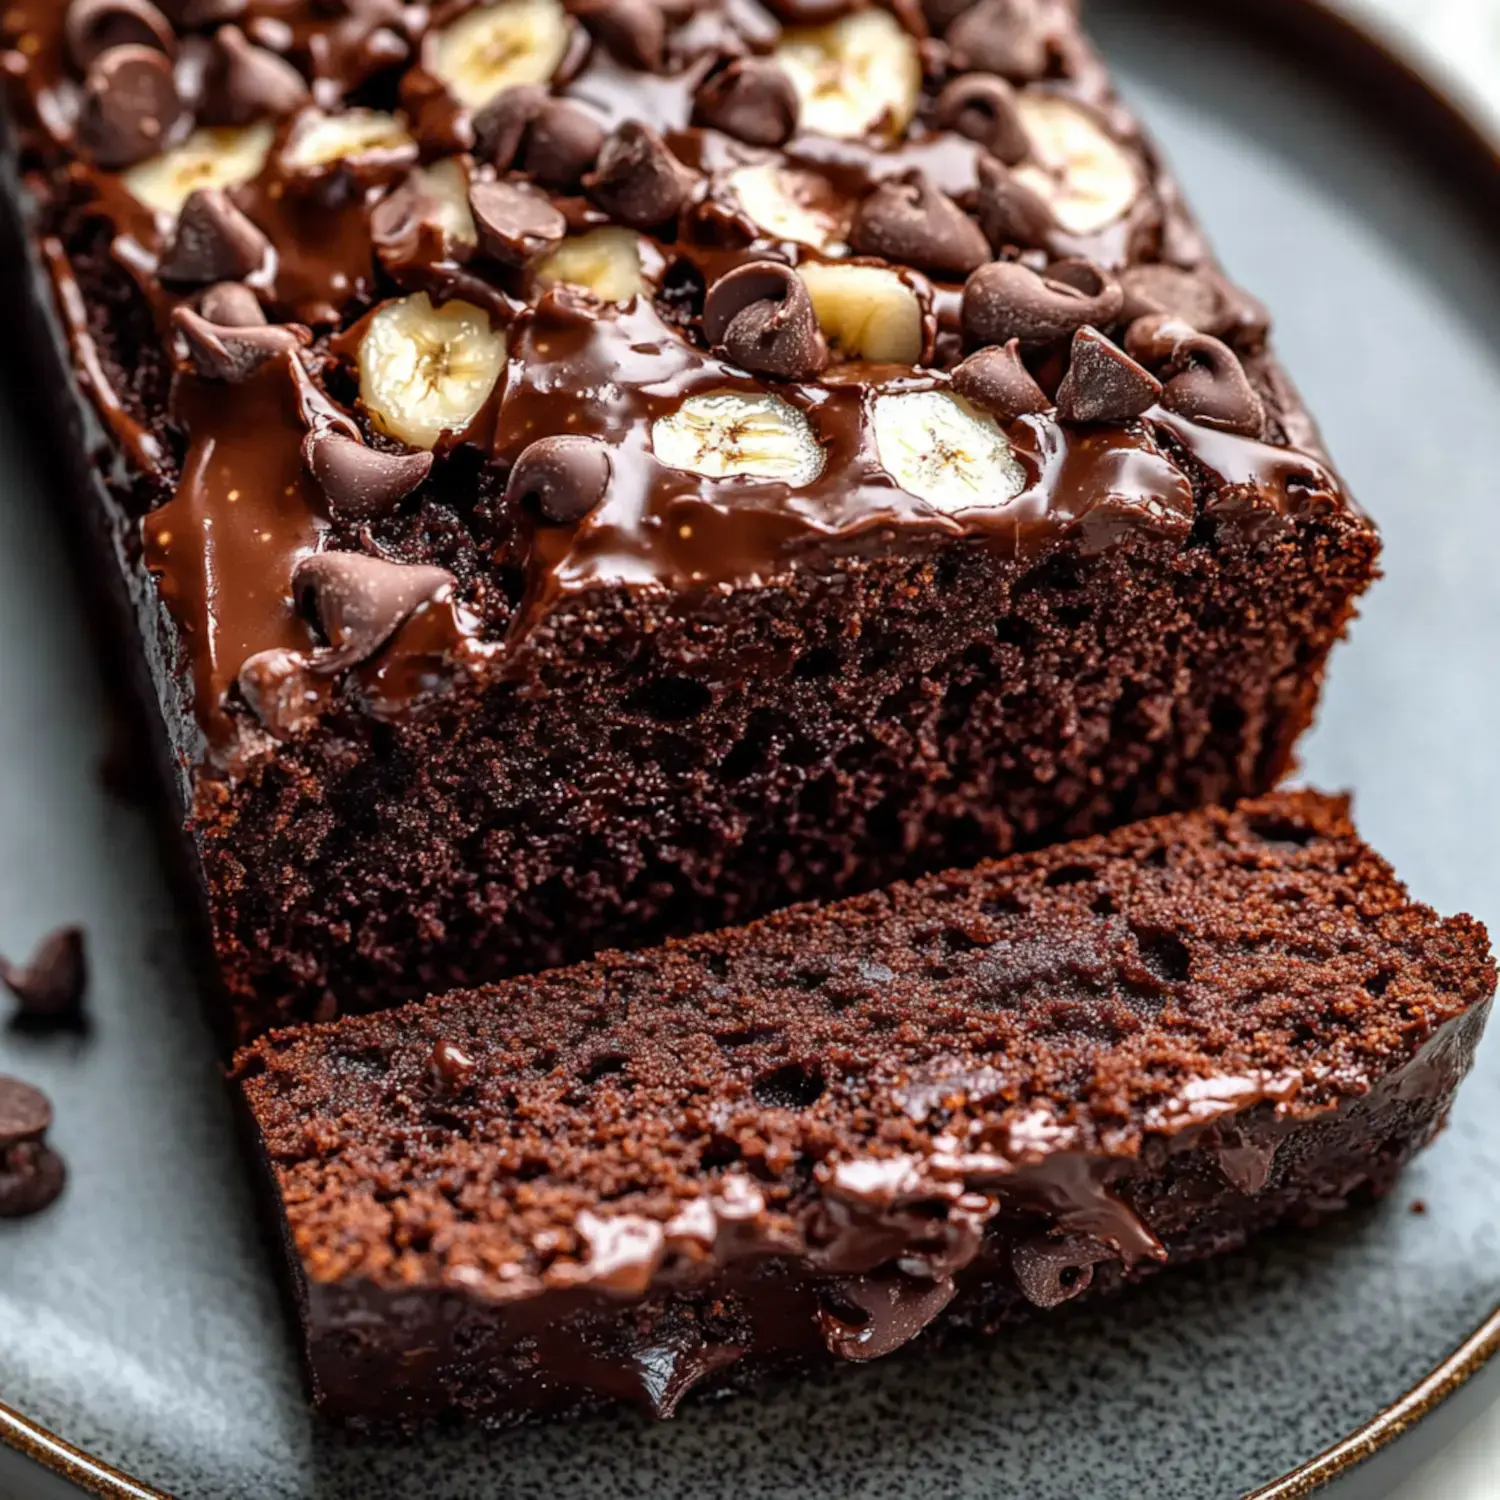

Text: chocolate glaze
xmin=2 ymin=0 xmax=1361 ymax=763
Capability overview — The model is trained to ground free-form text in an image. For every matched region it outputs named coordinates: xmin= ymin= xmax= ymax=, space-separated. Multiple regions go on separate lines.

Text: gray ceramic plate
xmin=3 ymin=2 xmax=1500 ymax=1497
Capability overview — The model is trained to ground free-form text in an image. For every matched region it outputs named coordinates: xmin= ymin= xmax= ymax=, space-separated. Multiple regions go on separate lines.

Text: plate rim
xmin=4 ymin=0 xmax=1500 ymax=1495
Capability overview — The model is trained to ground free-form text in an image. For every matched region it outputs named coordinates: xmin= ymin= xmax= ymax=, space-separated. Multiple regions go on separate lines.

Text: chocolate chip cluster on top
xmin=3 ymin=0 xmax=1349 ymax=753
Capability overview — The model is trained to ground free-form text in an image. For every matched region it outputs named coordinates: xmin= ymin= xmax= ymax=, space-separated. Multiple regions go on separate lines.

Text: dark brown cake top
xmin=235 ymin=793 xmax=1494 ymax=1304
xmin=4 ymin=0 xmax=1359 ymax=758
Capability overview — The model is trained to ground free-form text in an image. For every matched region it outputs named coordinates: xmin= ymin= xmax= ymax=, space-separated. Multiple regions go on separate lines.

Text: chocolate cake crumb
xmin=234 ymin=794 xmax=1494 ymax=1431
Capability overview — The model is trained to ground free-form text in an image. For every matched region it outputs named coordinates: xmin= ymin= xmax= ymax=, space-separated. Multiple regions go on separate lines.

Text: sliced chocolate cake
xmin=234 ymin=793 xmax=1495 ymax=1431
xmin=1 ymin=0 xmax=1378 ymax=1043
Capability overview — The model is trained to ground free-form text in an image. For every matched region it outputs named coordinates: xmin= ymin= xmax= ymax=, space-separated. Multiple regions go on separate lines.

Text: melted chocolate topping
xmin=2 ymin=0 xmax=1357 ymax=764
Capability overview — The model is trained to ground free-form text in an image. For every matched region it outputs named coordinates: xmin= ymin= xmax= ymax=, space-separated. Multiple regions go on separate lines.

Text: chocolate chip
xmin=505 ymin=435 xmax=612 ymax=525
xmin=427 ymin=1038 xmax=476 ymax=1094
xmin=702 ymin=260 xmax=828 ymax=380
xmin=158 ymin=0 xmax=244 ymax=22
xmin=974 ymin=155 xmax=1054 ymax=251
xmin=694 ymin=56 xmax=799 ymax=147
xmin=1 ymin=927 xmax=88 ymax=1028
xmin=1118 ymin=263 xmax=1231 ymax=335
xmin=944 ymin=0 xmax=1052 ymax=80
xmin=158 ymin=187 xmax=270 ymax=284
xmin=1054 ymin=325 xmax=1161 ymax=423
xmin=78 ymin=42 xmax=182 ymax=169
xmin=934 ymin=74 xmax=1028 ymax=164
xmin=65 ymin=0 xmax=176 ymax=72
xmin=573 ymin=0 xmax=665 ymax=69
xmin=584 ymin=121 xmax=691 ymax=228
xmin=961 ymin=256 xmax=1121 ymax=348
xmin=472 ymin=83 xmax=547 ymax=169
xmin=370 ymin=172 xmax=451 ymax=266
xmin=849 ymin=170 xmax=989 ymax=278
xmin=0 ymin=1077 xmax=52 ymax=1148
xmin=304 ymin=433 xmax=433 ymax=524
xmin=950 ymin=338 xmax=1049 ymax=420
xmin=172 ymin=305 xmax=306 ymax=381
xmin=1160 ymin=333 xmax=1265 ymax=436
xmin=525 ymin=99 xmax=605 ymax=187
xmin=198 ymin=280 xmax=265 ymax=325
xmin=236 ymin=647 xmax=320 ymax=736
xmin=202 ymin=23 xmax=310 ymax=126
xmin=1123 ymin=312 xmax=1196 ymax=369
xmin=0 ymin=1142 xmax=67 ymax=1219
xmin=293 ymin=552 xmax=456 ymax=671
xmin=469 ymin=179 xmax=567 ymax=267
xmin=1011 ymin=1234 xmax=1113 ymax=1309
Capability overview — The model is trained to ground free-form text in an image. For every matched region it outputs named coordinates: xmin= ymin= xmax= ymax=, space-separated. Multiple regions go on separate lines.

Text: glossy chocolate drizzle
xmin=2 ymin=0 xmax=1358 ymax=764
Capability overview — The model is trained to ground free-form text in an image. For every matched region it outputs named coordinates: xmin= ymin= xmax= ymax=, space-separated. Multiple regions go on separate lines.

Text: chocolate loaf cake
xmin=2 ymin=0 xmax=1379 ymax=1042
xmin=234 ymin=793 xmax=1495 ymax=1431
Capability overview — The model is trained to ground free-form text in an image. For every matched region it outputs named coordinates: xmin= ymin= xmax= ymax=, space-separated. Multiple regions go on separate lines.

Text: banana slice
xmin=873 ymin=389 xmax=1024 ymax=513
xmin=122 ymin=122 xmax=274 ymax=215
xmin=1012 ymin=94 xmax=1140 ymax=236
xmin=281 ymin=107 xmax=416 ymax=175
xmin=727 ymin=164 xmax=847 ymax=254
xmin=416 ymin=158 xmax=478 ymax=248
xmin=536 ymin=227 xmax=644 ymax=303
xmin=652 ymin=390 xmax=824 ymax=486
xmin=774 ymin=8 xmax=921 ymax=141
xmin=358 ymin=293 xmax=508 ymax=450
xmin=429 ymin=0 xmax=571 ymax=110
xmin=797 ymin=262 xmax=922 ymax=364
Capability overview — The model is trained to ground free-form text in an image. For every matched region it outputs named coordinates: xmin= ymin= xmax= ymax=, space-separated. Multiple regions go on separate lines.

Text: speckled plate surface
xmin=3 ymin=3 xmax=1500 ymax=1497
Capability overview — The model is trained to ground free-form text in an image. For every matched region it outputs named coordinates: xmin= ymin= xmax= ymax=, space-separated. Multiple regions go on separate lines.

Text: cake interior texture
xmin=235 ymin=793 xmax=1495 ymax=1431
xmin=2 ymin=0 xmax=1379 ymax=1044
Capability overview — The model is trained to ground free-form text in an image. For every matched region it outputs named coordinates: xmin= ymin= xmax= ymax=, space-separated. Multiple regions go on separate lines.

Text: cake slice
xmin=233 ymin=793 xmax=1494 ymax=1432
xmin=3 ymin=0 xmax=1378 ymax=1043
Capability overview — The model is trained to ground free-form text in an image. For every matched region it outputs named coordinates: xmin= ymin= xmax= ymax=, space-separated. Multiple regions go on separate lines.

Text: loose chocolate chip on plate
xmin=0 ymin=1141 xmax=67 ymax=1219
xmin=304 ymin=432 xmax=434 ymax=524
xmin=171 ymin=305 xmax=307 ymax=382
xmin=934 ymin=74 xmax=1028 ymax=164
xmin=1161 ymin=333 xmax=1265 ymax=436
xmin=694 ymin=56 xmax=799 ymax=147
xmin=1054 ymin=325 xmax=1161 ymax=423
xmin=65 ymin=0 xmax=177 ymax=72
xmin=974 ymin=155 xmax=1054 ymax=251
xmin=703 ymin=260 xmax=829 ymax=380
xmin=849 ymin=170 xmax=990 ymax=278
xmin=0 ymin=1077 xmax=52 ymax=1149
xmin=469 ymin=179 xmax=567 ymax=267
xmin=158 ymin=187 xmax=271 ymax=284
xmin=505 ymin=434 xmax=613 ymax=525
xmin=950 ymin=338 xmax=1050 ymax=420
xmin=293 ymin=552 xmax=456 ymax=671
xmin=428 ymin=1038 xmax=476 ymax=1094
xmin=203 ymin=23 xmax=310 ymax=126
xmin=962 ymin=256 xmax=1121 ymax=348
xmin=944 ymin=0 xmax=1052 ymax=81
xmin=585 ymin=121 xmax=691 ymax=228
xmin=1 ymin=927 xmax=88 ymax=1028
xmin=78 ymin=42 xmax=183 ymax=169
xmin=198 ymin=280 xmax=265 ymax=326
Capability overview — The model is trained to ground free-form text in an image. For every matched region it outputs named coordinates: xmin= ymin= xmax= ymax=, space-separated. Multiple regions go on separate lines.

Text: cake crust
xmin=234 ymin=793 xmax=1495 ymax=1430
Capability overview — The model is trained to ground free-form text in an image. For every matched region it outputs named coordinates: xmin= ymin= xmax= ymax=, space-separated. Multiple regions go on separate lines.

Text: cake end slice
xmin=233 ymin=792 xmax=1494 ymax=1432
